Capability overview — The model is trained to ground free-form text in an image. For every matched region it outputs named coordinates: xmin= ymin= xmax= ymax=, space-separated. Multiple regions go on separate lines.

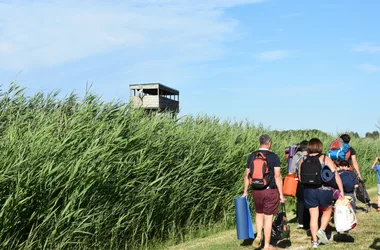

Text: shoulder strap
xmin=255 ymin=151 xmax=267 ymax=159
xmin=295 ymin=153 xmax=307 ymax=167
xmin=300 ymin=154 xmax=309 ymax=164
xmin=345 ymin=148 xmax=351 ymax=160
xmin=257 ymin=150 xmax=272 ymax=158
xmin=251 ymin=151 xmax=269 ymax=169
xmin=322 ymin=154 xmax=326 ymax=167
xmin=295 ymin=153 xmax=304 ymax=164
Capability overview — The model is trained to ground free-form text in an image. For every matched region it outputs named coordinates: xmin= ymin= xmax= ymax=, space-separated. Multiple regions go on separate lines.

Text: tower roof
xmin=129 ymin=83 xmax=179 ymax=95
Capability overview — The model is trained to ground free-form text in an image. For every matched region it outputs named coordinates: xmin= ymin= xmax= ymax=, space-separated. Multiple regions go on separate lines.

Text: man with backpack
xmin=243 ymin=134 xmax=285 ymax=250
xmin=339 ymin=134 xmax=362 ymax=180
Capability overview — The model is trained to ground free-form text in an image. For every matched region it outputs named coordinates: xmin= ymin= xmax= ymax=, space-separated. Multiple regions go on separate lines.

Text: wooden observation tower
xmin=129 ymin=83 xmax=179 ymax=114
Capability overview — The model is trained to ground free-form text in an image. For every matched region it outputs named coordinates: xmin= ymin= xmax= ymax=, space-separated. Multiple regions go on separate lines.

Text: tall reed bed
xmin=0 ymin=84 xmax=378 ymax=249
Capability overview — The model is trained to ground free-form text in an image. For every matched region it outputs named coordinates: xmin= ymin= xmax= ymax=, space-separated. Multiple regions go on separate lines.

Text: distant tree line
xmin=366 ymin=130 xmax=380 ymax=139
xmin=339 ymin=131 xmax=379 ymax=139
xmin=365 ymin=119 xmax=380 ymax=139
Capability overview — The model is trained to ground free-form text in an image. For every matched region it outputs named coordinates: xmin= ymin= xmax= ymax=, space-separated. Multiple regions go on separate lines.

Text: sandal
xmin=252 ymin=236 xmax=262 ymax=249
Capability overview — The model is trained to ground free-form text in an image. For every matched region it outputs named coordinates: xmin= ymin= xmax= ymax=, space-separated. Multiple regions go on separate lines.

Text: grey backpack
xmin=290 ymin=152 xmax=307 ymax=175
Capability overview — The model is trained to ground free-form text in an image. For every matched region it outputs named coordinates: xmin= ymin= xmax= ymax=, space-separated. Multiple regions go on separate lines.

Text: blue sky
xmin=0 ymin=0 xmax=379 ymax=136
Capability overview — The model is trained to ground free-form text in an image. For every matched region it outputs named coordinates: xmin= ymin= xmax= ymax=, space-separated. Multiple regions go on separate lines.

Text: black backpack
xmin=271 ymin=203 xmax=290 ymax=241
xmin=300 ymin=154 xmax=325 ymax=186
xmin=356 ymin=179 xmax=371 ymax=212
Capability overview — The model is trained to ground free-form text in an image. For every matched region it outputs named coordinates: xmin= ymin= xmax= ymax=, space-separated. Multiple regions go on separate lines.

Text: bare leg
xmin=256 ymin=213 xmax=264 ymax=239
xmin=263 ymin=214 xmax=274 ymax=247
xmin=377 ymin=195 xmax=380 ymax=208
xmin=309 ymin=207 xmax=319 ymax=242
xmin=320 ymin=206 xmax=332 ymax=231
xmin=252 ymin=213 xmax=264 ymax=249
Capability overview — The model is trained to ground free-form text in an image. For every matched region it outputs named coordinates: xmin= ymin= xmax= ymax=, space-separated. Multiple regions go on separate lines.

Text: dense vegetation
xmin=0 ymin=84 xmax=378 ymax=249
xmin=365 ymin=130 xmax=379 ymax=139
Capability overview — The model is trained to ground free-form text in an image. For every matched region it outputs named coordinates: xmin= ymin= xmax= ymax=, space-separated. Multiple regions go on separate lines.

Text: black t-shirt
xmin=348 ymin=147 xmax=356 ymax=165
xmin=246 ymin=149 xmax=280 ymax=188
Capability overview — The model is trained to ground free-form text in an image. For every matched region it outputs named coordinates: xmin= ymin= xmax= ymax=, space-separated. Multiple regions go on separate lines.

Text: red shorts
xmin=252 ymin=188 xmax=280 ymax=215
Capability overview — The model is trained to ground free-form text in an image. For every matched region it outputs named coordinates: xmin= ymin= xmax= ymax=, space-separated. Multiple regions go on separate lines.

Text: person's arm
xmin=351 ymin=155 xmax=362 ymax=180
xmin=371 ymin=157 xmax=379 ymax=170
xmin=243 ymin=155 xmax=252 ymax=197
xmin=272 ymin=154 xmax=285 ymax=202
xmin=243 ymin=168 xmax=250 ymax=197
xmin=351 ymin=172 xmax=359 ymax=188
xmin=352 ymin=172 xmax=359 ymax=185
xmin=298 ymin=158 xmax=304 ymax=182
xmin=326 ymin=156 xmax=345 ymax=199
xmin=274 ymin=167 xmax=285 ymax=203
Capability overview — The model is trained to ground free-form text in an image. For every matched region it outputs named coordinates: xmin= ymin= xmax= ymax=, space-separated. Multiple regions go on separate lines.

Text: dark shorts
xmin=252 ymin=188 xmax=279 ymax=215
xmin=304 ymin=187 xmax=333 ymax=209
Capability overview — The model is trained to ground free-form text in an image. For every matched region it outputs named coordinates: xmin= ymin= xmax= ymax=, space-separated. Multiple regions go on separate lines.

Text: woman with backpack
xmin=298 ymin=138 xmax=345 ymax=248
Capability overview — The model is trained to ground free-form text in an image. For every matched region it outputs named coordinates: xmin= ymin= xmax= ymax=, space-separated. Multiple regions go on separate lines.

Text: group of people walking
xmin=242 ymin=134 xmax=374 ymax=250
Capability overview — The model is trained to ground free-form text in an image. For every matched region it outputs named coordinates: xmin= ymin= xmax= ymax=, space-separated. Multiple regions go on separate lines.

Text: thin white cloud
xmin=353 ymin=43 xmax=380 ymax=53
xmin=359 ymin=64 xmax=380 ymax=72
xmin=0 ymin=0 xmax=266 ymax=71
xmin=257 ymin=50 xmax=290 ymax=61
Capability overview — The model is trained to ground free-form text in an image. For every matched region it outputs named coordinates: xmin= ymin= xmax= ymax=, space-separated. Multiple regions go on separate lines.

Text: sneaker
xmin=252 ymin=237 xmax=262 ymax=249
xmin=316 ymin=229 xmax=329 ymax=244
xmin=297 ymin=224 xmax=304 ymax=229
xmin=312 ymin=241 xmax=319 ymax=248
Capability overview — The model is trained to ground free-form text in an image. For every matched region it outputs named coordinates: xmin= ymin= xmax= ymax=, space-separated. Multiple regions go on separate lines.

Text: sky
xmin=0 ymin=0 xmax=379 ymax=136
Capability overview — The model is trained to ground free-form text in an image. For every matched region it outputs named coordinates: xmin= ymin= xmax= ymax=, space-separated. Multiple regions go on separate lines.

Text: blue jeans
xmin=345 ymin=192 xmax=356 ymax=212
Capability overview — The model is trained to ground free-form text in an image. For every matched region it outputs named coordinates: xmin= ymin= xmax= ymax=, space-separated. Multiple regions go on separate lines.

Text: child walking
xmin=338 ymin=160 xmax=359 ymax=212
xmin=371 ymin=156 xmax=380 ymax=212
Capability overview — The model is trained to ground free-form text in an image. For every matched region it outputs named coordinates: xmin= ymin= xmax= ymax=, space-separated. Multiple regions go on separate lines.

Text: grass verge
xmin=163 ymin=186 xmax=380 ymax=250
